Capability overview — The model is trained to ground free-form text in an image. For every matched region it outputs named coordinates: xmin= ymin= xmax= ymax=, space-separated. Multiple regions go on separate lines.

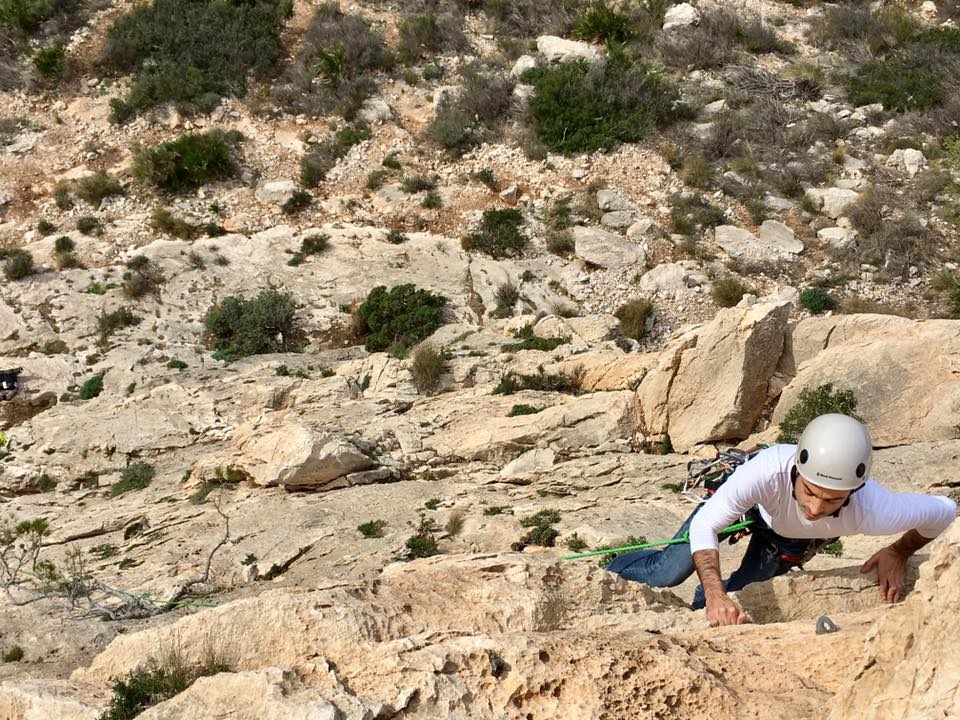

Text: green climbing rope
xmin=561 ymin=519 xmax=755 ymax=560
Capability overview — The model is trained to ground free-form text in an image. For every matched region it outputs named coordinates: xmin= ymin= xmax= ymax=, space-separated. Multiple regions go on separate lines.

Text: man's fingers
xmin=860 ymin=555 xmax=878 ymax=573
xmin=878 ymin=576 xmax=889 ymax=600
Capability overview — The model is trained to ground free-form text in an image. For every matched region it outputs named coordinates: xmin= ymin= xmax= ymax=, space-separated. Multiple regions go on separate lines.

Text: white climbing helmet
xmin=794 ymin=413 xmax=872 ymax=491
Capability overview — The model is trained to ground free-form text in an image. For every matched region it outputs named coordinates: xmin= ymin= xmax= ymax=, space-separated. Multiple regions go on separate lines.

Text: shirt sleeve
xmin=688 ymin=448 xmax=774 ymax=553
xmin=858 ymin=483 xmax=957 ymax=539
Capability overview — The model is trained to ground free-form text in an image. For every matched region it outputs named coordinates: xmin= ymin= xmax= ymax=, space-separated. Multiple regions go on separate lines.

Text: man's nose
xmin=809 ymin=498 xmax=827 ymax=515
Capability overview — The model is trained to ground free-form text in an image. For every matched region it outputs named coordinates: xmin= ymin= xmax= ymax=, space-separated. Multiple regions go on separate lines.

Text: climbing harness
xmin=0 ymin=367 xmax=22 ymax=400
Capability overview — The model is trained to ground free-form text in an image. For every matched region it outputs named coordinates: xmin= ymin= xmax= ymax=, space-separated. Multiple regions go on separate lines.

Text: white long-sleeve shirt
xmin=688 ymin=444 xmax=957 ymax=553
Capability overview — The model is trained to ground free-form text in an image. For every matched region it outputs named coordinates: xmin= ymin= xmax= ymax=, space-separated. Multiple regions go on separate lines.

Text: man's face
xmin=795 ymin=474 xmax=850 ymax=521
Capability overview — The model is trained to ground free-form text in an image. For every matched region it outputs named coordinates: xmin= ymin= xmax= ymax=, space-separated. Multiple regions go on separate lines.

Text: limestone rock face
xmin=773 ymin=315 xmax=960 ymax=445
xmin=536 ymin=35 xmax=604 ymax=64
xmin=805 ymin=187 xmax=859 ymax=219
xmin=572 ymin=226 xmax=645 ymax=268
xmin=233 ymin=416 xmax=375 ymax=489
xmin=254 ymin=180 xmax=298 ymax=206
xmin=662 ymin=2 xmax=700 ymax=30
xmin=829 ymin=521 xmax=960 ymax=720
xmin=637 ymin=301 xmax=792 ymax=451
xmin=714 ymin=223 xmax=802 ymax=260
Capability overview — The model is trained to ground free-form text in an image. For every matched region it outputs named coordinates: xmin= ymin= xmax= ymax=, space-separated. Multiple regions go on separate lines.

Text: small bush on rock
xmin=3 ymin=249 xmax=33 ymax=280
xmin=405 ymin=514 xmax=439 ymax=559
xmin=2 ymin=646 xmax=24 ymax=663
xmin=711 ymin=275 xmax=753 ymax=308
xmin=524 ymin=49 xmax=676 ymax=154
xmin=410 ymin=343 xmax=446 ymax=394
xmin=33 ymin=40 xmax=65 ymax=77
xmin=97 ymin=307 xmax=141 ymax=342
xmin=462 ymin=207 xmax=527 ymax=258
xmin=109 ymin=461 xmax=155 ymax=497
xmin=427 ymin=64 xmax=514 ymax=155
xmin=777 ymin=383 xmax=860 ymax=444
xmin=133 ymin=131 xmax=234 ymax=192
xmin=300 ymin=124 xmax=370 ymax=187
xmin=74 ymin=171 xmax=123 ymax=205
xmin=572 ymin=1 xmax=635 ymax=43
xmin=397 ymin=12 xmax=467 ymax=63
xmin=204 ymin=288 xmax=303 ymax=358
xmin=356 ymin=284 xmax=448 ymax=353
xmin=799 ymin=287 xmax=837 ymax=314
xmin=78 ymin=373 xmax=104 ymax=400
xmin=100 ymin=0 xmax=286 ymax=119
xmin=358 ymin=519 xmax=386 ymax=538
xmin=271 ymin=3 xmax=391 ymax=119
xmin=845 ymin=52 xmax=942 ymax=111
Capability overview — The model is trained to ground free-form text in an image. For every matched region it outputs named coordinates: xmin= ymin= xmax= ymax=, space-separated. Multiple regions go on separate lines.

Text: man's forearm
xmin=891 ymin=529 xmax=935 ymax=557
xmin=692 ymin=549 xmax=726 ymax=600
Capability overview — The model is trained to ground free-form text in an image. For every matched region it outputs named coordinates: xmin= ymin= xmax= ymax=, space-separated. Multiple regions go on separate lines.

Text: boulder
xmin=805 ymin=188 xmax=859 ymax=219
xmin=817 ymin=226 xmax=854 ymax=249
xmin=254 ymin=180 xmax=299 ymax=206
xmin=500 ymin=447 xmax=556 ymax=478
xmin=536 ymin=35 xmax=605 ymax=64
xmin=772 ymin=315 xmax=960 ymax=446
xmin=662 ymin=2 xmax=701 ymax=30
xmin=637 ymin=261 xmax=705 ymax=298
xmin=600 ymin=210 xmax=639 ymax=228
xmin=714 ymin=224 xmax=802 ymax=261
xmin=510 ymin=54 xmax=537 ymax=78
xmin=233 ymin=417 xmax=375 ymax=488
xmin=636 ymin=301 xmax=792 ymax=451
xmin=596 ymin=189 xmax=636 ymax=212
xmin=358 ymin=97 xmax=392 ymax=125
xmin=829 ymin=521 xmax=960 ymax=720
xmin=572 ymin=226 xmax=645 ymax=268
xmin=885 ymin=148 xmax=926 ymax=178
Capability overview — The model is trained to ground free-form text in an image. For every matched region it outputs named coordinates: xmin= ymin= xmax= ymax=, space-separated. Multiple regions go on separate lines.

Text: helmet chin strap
xmin=790 ymin=465 xmax=865 ymax=518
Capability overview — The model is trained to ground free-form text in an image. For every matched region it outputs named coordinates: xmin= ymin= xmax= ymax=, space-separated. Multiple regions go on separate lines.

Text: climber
xmin=606 ymin=414 xmax=957 ymax=627
xmin=0 ymin=367 xmax=22 ymax=401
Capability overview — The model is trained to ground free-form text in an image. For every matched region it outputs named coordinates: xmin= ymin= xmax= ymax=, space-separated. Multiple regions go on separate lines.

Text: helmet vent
xmin=856 ymin=462 xmax=866 ymax=478
xmin=799 ymin=449 xmax=809 ymax=464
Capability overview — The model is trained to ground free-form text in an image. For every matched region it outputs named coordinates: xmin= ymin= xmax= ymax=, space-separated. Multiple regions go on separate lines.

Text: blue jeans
xmin=605 ymin=505 xmax=802 ymax=609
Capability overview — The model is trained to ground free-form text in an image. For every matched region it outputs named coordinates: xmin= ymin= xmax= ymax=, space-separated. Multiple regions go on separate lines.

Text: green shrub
xmin=799 ymin=287 xmax=836 ymax=314
xmin=37 ymin=219 xmax=56 ymax=235
xmin=166 ymin=359 xmax=187 ymax=370
xmin=512 ymin=509 xmax=561 ymax=550
xmin=471 ymin=168 xmax=498 ymax=191
xmin=818 ymin=539 xmax=843 ymax=557
xmin=100 ymin=0 xmax=285 ymax=119
xmin=401 ymin=175 xmax=436 ymax=193
xmin=300 ymin=124 xmax=370 ymax=186
xmin=711 ymin=276 xmax=753 ymax=308
xmin=615 ymin=298 xmax=653 ymax=340
xmin=917 ymin=26 xmax=960 ymax=52
xmin=462 ymin=207 xmax=527 ymax=258
xmin=271 ymin=3 xmax=391 ymax=119
xmin=204 ymin=288 xmax=303 ymax=358
xmin=502 ymin=324 xmax=569 ymax=352
xmin=2 ymin=646 xmax=24 ymax=662
xmin=572 ymin=2 xmax=635 ymax=43
xmin=507 ymin=404 xmax=541 ymax=417
xmin=72 ymin=171 xmax=123 ymax=205
xmin=53 ymin=235 xmax=74 ymax=253
xmin=492 ymin=367 xmax=584 ymax=395
xmin=300 ymin=233 xmax=329 ymax=256
xmin=492 ymin=280 xmax=520 ymax=317
xmin=356 ymin=284 xmax=448 ymax=353
xmin=845 ymin=53 xmax=941 ymax=111
xmin=424 ymin=497 xmax=441 ymax=510
xmin=426 ymin=64 xmax=513 ymax=155
xmin=366 ymin=169 xmax=389 ymax=189
xmin=96 ymin=307 xmax=140 ymax=341
xmin=776 ymin=383 xmax=860 ymax=444
xmin=405 ymin=514 xmax=439 ymax=559
xmin=524 ymin=49 xmax=676 ymax=154
xmin=150 ymin=207 xmax=198 ymax=239
xmin=281 ymin=189 xmax=311 ymax=214
xmin=133 ymin=131 xmax=234 ymax=192
xmin=421 ymin=190 xmax=442 ymax=208
xmin=681 ymin=155 xmax=712 ymax=188
xmin=33 ymin=40 xmax=65 ymax=77
xmin=397 ymin=12 xmax=467 ymax=63
xmin=484 ymin=0 xmax=582 ymax=37
xmin=1 ymin=0 xmax=62 ymax=30
xmin=564 ymin=532 xmax=588 ymax=552
xmin=385 ymin=229 xmax=408 ymax=244
xmin=358 ymin=519 xmax=386 ymax=538
xmin=669 ymin=193 xmax=726 ymax=234
xmin=78 ymin=373 xmax=104 ymax=400
xmin=76 ymin=216 xmax=101 ymax=235
xmin=122 ymin=255 xmax=165 ymax=299
xmin=109 ymin=461 xmax=155 ymax=497
xmin=3 ymin=249 xmax=33 ymax=280
xmin=410 ymin=342 xmax=446 ymax=394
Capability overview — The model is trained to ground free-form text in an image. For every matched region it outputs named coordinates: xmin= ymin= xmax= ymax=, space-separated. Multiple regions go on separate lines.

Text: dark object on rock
xmin=0 ymin=368 xmax=22 ymax=400
xmin=816 ymin=615 xmax=839 ymax=635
